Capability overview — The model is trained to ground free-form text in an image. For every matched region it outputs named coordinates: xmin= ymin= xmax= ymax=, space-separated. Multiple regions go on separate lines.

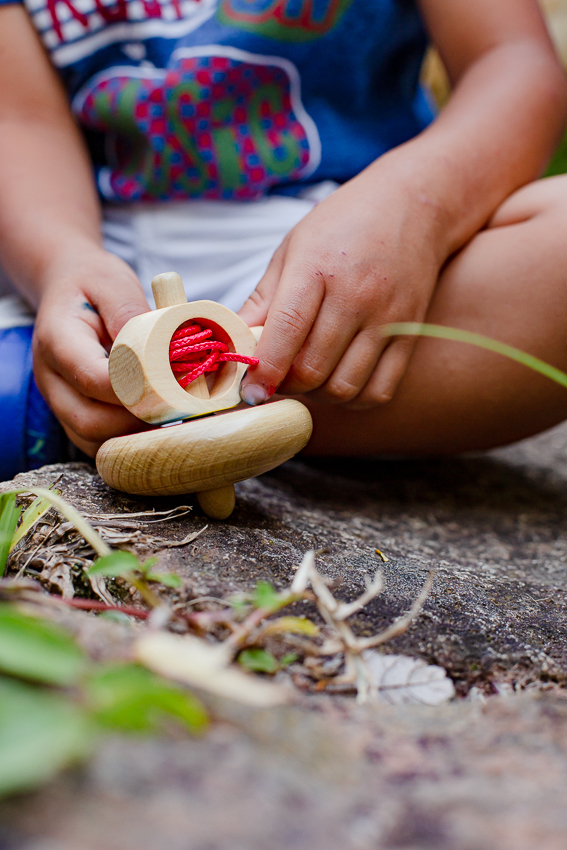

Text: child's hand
xmin=32 ymin=246 xmax=151 ymax=457
xmin=239 ymin=166 xmax=443 ymax=409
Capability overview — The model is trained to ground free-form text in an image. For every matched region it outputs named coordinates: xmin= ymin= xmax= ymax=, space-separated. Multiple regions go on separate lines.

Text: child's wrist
xmin=363 ymin=143 xmax=472 ymax=264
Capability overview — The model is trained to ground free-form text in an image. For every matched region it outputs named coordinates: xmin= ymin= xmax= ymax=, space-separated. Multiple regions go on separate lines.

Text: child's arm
xmin=239 ymin=0 xmax=567 ymax=409
xmin=0 ymin=6 xmax=150 ymax=456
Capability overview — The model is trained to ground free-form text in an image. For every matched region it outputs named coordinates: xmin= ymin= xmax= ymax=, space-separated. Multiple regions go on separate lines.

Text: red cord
xmin=169 ymin=322 xmax=258 ymax=388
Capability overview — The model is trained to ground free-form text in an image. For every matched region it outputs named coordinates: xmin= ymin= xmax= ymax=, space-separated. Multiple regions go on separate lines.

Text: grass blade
xmin=10 ymin=494 xmax=54 ymax=553
xmin=0 ymin=495 xmax=22 ymax=577
xmin=0 ymin=488 xmax=110 ymax=558
xmin=382 ymin=322 xmax=567 ymax=390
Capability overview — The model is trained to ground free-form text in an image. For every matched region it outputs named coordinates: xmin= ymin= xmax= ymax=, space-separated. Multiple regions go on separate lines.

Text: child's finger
xmin=237 ymin=239 xmax=286 ymax=327
xmin=345 ymin=336 xmax=418 ymax=409
xmin=34 ymin=318 xmax=120 ymax=406
xmin=240 ymin=265 xmax=325 ymax=405
xmin=38 ymin=368 xmax=146 ymax=452
xmin=91 ymin=282 xmax=150 ymax=340
xmin=280 ymin=297 xmax=370 ymax=400
xmin=302 ymin=328 xmax=387 ymax=404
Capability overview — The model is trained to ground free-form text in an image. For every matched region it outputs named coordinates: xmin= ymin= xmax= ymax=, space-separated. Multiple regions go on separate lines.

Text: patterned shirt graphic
xmin=2 ymin=0 xmax=432 ymax=201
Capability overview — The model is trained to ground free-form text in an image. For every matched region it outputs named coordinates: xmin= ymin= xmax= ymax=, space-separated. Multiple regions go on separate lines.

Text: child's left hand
xmin=238 ymin=160 xmax=444 ymax=409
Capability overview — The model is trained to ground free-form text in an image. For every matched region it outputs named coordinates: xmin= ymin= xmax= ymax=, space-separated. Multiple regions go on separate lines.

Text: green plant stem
xmin=382 ymin=323 xmax=567 ymax=390
xmin=128 ymin=574 xmax=164 ymax=610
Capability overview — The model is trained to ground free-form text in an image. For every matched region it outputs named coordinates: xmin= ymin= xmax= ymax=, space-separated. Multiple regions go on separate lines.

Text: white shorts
xmin=0 ymin=181 xmax=337 ymax=326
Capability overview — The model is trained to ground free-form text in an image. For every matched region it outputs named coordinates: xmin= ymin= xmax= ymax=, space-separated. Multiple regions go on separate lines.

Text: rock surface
xmin=3 ymin=421 xmax=567 ymax=848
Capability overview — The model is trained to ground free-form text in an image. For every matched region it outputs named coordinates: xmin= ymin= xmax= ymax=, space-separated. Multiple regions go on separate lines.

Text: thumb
xmin=91 ymin=260 xmax=150 ymax=340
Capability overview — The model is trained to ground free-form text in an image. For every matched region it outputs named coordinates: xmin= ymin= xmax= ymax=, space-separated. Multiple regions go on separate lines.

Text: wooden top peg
xmin=151 ymin=272 xmax=186 ymax=309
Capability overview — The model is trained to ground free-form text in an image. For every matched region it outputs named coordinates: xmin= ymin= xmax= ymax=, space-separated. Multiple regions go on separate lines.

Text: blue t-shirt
xmin=2 ymin=0 xmax=432 ymax=201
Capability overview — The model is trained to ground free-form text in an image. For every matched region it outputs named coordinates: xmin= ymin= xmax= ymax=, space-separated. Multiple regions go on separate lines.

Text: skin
xmin=303 ymin=175 xmax=567 ymax=454
xmin=0 ymin=1 xmax=566 ymax=457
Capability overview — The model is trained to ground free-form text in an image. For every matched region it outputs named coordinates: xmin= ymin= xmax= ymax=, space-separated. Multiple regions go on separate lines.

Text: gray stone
xmin=3 ymin=421 xmax=567 ymax=847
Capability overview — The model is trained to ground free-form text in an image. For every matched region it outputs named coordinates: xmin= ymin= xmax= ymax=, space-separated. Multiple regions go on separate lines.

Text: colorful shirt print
xmin=74 ymin=47 xmax=320 ymax=200
xmin=217 ymin=0 xmax=355 ymax=42
xmin=3 ymin=0 xmax=432 ymax=202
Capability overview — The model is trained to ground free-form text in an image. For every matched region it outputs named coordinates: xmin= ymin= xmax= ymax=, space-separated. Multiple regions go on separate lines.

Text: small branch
xmin=356 ymin=571 xmax=435 ymax=651
xmin=62 ymin=598 xmax=149 ymax=619
xmin=334 ymin=571 xmax=384 ymax=621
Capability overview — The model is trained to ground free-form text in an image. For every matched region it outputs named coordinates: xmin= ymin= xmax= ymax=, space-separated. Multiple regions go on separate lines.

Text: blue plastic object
xmin=0 ymin=326 xmax=64 ymax=480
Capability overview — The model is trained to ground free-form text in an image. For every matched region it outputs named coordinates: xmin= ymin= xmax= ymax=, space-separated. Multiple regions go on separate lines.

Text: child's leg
xmin=304 ymin=175 xmax=567 ymax=455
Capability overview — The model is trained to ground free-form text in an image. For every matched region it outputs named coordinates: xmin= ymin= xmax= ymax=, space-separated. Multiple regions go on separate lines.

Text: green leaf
xmin=138 ymin=556 xmax=158 ymax=575
xmin=86 ymin=663 xmax=208 ymax=733
xmin=0 ymin=676 xmax=93 ymax=797
xmin=0 ymin=604 xmax=86 ymax=685
xmin=87 ymin=550 xmax=141 ymax=578
xmin=279 ymin=653 xmax=299 ymax=668
xmin=382 ymin=323 xmax=567 ymax=390
xmin=252 ymin=581 xmax=286 ymax=613
xmin=238 ymin=648 xmax=278 ymax=674
xmin=0 ymin=494 xmax=22 ymax=577
xmin=145 ymin=571 xmax=182 ymax=588
xmin=10 ymin=494 xmax=53 ymax=552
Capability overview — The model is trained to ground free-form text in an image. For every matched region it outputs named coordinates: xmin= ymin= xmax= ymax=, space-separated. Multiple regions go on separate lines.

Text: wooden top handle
xmin=152 ymin=272 xmax=187 ymax=309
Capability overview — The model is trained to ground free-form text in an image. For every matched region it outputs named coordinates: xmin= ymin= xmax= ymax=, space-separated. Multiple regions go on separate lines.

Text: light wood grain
xmin=250 ymin=325 xmax=263 ymax=344
xmin=197 ymin=485 xmax=236 ymax=520
xmin=151 ymin=272 xmax=186 ymax=309
xmin=96 ymin=399 xmax=313 ymax=499
xmin=151 ymin=273 xmax=211 ymax=400
xmin=102 ymin=272 xmax=299 ymax=519
xmin=109 ymin=298 xmax=257 ymax=424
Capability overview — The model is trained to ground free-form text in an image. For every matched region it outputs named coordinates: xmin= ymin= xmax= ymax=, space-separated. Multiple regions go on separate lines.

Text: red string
xmin=169 ymin=322 xmax=258 ymax=389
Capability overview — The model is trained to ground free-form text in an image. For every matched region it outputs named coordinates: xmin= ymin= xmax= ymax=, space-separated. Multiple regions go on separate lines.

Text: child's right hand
xmin=32 ymin=245 xmax=151 ymax=457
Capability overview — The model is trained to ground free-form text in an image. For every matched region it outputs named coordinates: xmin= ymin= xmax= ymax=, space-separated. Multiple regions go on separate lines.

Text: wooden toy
xmin=96 ymin=272 xmax=313 ymax=519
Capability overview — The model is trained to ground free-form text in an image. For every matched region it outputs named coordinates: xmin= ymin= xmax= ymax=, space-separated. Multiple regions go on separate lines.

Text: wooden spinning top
xmin=96 ymin=273 xmax=313 ymax=519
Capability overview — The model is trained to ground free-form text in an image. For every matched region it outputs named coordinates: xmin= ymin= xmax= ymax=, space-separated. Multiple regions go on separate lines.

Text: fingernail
xmin=240 ymin=384 xmax=268 ymax=406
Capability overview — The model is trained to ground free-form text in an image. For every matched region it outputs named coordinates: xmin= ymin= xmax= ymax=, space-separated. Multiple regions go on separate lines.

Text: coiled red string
xmin=169 ymin=323 xmax=259 ymax=389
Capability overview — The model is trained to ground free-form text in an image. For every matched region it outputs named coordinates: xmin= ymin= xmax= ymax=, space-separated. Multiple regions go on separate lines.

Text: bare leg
xmin=304 ymin=175 xmax=567 ymax=455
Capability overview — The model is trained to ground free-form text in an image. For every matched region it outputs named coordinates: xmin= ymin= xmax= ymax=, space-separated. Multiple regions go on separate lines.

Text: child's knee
xmin=489 ymin=175 xmax=567 ymax=229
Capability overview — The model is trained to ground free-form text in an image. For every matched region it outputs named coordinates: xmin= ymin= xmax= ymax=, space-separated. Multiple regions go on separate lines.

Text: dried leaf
xmin=40 ymin=561 xmax=74 ymax=599
xmin=135 ymin=632 xmax=289 ymax=707
xmin=160 ymin=525 xmax=208 ymax=548
xmin=88 ymin=573 xmax=115 ymax=606
xmin=260 ymin=616 xmax=320 ymax=637
xmin=362 ymin=651 xmax=455 ymax=705
xmin=82 ymin=506 xmax=192 ymax=523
